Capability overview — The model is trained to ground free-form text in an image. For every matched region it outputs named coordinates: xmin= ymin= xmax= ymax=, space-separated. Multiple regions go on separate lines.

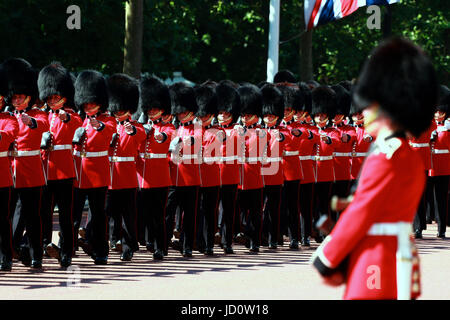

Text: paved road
xmin=1 ymin=223 xmax=449 ymax=300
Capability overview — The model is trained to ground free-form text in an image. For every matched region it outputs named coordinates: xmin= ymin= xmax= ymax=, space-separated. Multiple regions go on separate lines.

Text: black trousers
xmin=331 ymin=180 xmax=352 ymax=221
xmin=313 ymin=181 xmax=333 ymax=230
xmin=0 ymin=187 xmax=13 ymax=261
xmin=196 ymin=186 xmax=220 ymax=250
xmin=414 ymin=171 xmax=433 ymax=232
xmin=136 ymin=190 xmax=149 ymax=246
xmin=281 ymin=180 xmax=300 ymax=242
xmin=73 ymin=187 xmax=109 ymax=257
xmin=430 ymin=175 xmax=450 ymax=235
xmin=263 ymin=185 xmax=282 ymax=245
xmin=139 ymin=187 xmax=168 ymax=252
xmin=220 ymin=184 xmax=238 ymax=247
xmin=11 ymin=187 xmax=43 ymax=261
xmin=40 ymin=179 xmax=74 ymax=257
xmin=237 ymin=188 xmax=263 ymax=247
xmin=105 ymin=188 xmax=139 ymax=253
xmin=165 ymin=186 xmax=199 ymax=251
xmin=299 ymin=183 xmax=314 ymax=239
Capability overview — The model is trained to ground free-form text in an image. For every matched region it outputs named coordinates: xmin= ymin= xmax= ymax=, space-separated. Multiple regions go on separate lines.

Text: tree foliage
xmin=0 ymin=0 xmax=447 ymax=84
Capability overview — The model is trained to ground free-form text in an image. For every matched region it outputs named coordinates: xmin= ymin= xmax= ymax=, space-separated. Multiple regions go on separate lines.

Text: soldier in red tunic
xmin=136 ymin=76 xmax=174 ymax=260
xmin=296 ymin=83 xmax=319 ymax=246
xmin=311 ymin=37 xmax=439 ymax=300
xmin=260 ymin=83 xmax=286 ymax=249
xmin=4 ymin=58 xmax=49 ymax=269
xmin=105 ymin=74 xmax=146 ymax=261
xmin=167 ymin=82 xmax=201 ymax=257
xmin=72 ymin=70 xmax=115 ymax=265
xmin=429 ymin=85 xmax=450 ymax=238
xmin=235 ymin=84 xmax=265 ymax=253
xmin=0 ymin=64 xmax=19 ymax=271
xmin=194 ymin=84 xmax=222 ymax=256
xmin=37 ymin=62 xmax=82 ymax=268
xmin=330 ymin=84 xmax=356 ymax=221
xmin=310 ymin=86 xmax=340 ymax=242
xmin=216 ymin=80 xmax=241 ymax=254
xmin=276 ymin=83 xmax=306 ymax=249
xmin=349 ymin=105 xmax=373 ymax=181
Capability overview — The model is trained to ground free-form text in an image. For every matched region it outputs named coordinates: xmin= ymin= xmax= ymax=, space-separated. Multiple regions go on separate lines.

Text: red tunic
xmin=333 ymin=124 xmax=357 ymax=181
xmin=73 ymin=113 xmax=115 ymax=189
xmin=109 ymin=120 xmax=146 ymax=190
xmin=200 ymin=125 xmax=222 ymax=187
xmin=408 ymin=121 xmax=436 ymax=171
xmin=313 ymin=131 xmax=424 ymax=300
xmin=299 ymin=122 xmax=319 ymax=184
xmin=313 ymin=125 xmax=340 ymax=183
xmin=280 ymin=120 xmax=303 ymax=181
xmin=0 ymin=112 xmax=19 ymax=188
xmin=238 ymin=125 xmax=266 ymax=190
xmin=170 ymin=122 xmax=202 ymax=187
xmin=137 ymin=122 xmax=174 ymax=189
xmin=41 ymin=108 xmax=82 ymax=181
xmin=262 ymin=126 xmax=286 ymax=186
xmin=219 ymin=124 xmax=240 ymax=186
xmin=12 ymin=108 xmax=49 ymax=188
xmin=351 ymin=125 xmax=373 ymax=180
xmin=429 ymin=123 xmax=450 ymax=177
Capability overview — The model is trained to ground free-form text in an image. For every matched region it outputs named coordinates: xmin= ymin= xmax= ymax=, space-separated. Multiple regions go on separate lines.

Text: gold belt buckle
xmin=80 ymin=151 xmax=87 ymax=158
xmin=49 ymin=144 xmax=54 ymax=151
xmin=351 ymin=152 xmax=357 ymax=157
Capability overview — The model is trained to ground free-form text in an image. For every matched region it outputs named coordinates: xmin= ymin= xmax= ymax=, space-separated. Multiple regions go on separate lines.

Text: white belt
xmin=334 ymin=152 xmax=352 ymax=157
xmin=410 ymin=142 xmax=429 ymax=148
xmin=52 ymin=144 xmax=72 ymax=151
xmin=182 ymin=154 xmax=198 ymax=160
xmin=367 ymin=222 xmax=413 ymax=300
xmin=299 ymin=155 xmax=312 ymax=161
xmin=263 ymin=157 xmax=282 ymax=163
xmin=0 ymin=151 xmax=8 ymax=158
xmin=220 ymin=155 xmax=239 ymax=162
xmin=10 ymin=150 xmax=41 ymax=157
xmin=352 ymin=152 xmax=368 ymax=157
xmin=315 ymin=155 xmax=333 ymax=161
xmin=245 ymin=157 xmax=260 ymax=163
xmin=432 ymin=149 xmax=450 ymax=154
xmin=109 ymin=156 xmax=135 ymax=162
xmin=203 ymin=156 xmax=220 ymax=163
xmin=74 ymin=150 xmax=108 ymax=158
xmin=139 ymin=153 xmax=167 ymax=159
xmin=284 ymin=150 xmax=299 ymax=156
xmin=367 ymin=222 xmax=413 ymax=236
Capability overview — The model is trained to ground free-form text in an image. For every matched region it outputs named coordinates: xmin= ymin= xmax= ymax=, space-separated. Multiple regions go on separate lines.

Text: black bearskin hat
xmin=107 ymin=73 xmax=139 ymax=115
xmin=331 ymin=84 xmax=351 ymax=116
xmin=74 ymin=70 xmax=108 ymax=112
xmin=306 ymin=80 xmax=320 ymax=90
xmin=169 ymin=82 xmax=198 ymax=115
xmin=298 ymin=82 xmax=312 ymax=114
xmin=216 ymin=80 xmax=241 ymax=121
xmin=261 ymin=83 xmax=284 ymax=119
xmin=436 ymin=85 xmax=450 ymax=114
xmin=273 ymin=69 xmax=297 ymax=84
xmin=38 ymin=62 xmax=75 ymax=108
xmin=338 ymin=80 xmax=353 ymax=92
xmin=2 ymin=58 xmax=38 ymax=104
xmin=237 ymin=83 xmax=262 ymax=117
xmin=353 ymin=37 xmax=438 ymax=138
xmin=195 ymin=84 xmax=217 ymax=117
xmin=311 ymin=85 xmax=336 ymax=117
xmin=139 ymin=75 xmax=171 ymax=115
xmin=276 ymin=84 xmax=304 ymax=112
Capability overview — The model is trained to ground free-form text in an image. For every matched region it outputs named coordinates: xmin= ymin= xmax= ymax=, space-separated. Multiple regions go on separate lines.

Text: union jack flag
xmin=304 ymin=0 xmax=400 ymax=30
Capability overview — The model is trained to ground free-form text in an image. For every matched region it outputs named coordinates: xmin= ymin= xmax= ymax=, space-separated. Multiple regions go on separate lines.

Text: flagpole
xmin=267 ymin=0 xmax=280 ymax=82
